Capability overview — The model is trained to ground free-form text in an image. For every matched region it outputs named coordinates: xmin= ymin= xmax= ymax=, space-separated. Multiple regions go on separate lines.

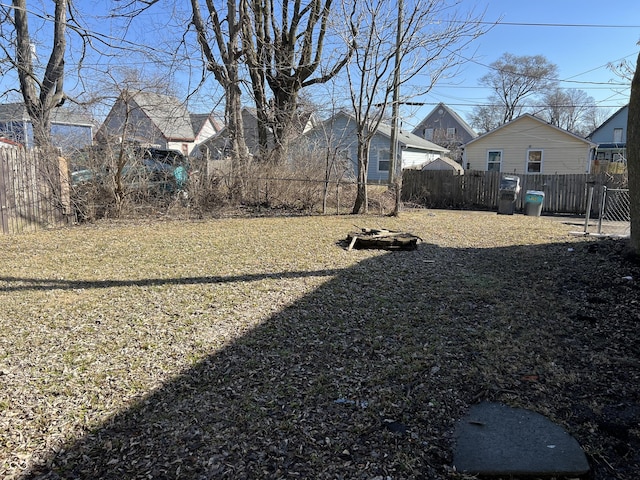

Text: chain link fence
xmin=584 ymin=187 xmax=630 ymax=237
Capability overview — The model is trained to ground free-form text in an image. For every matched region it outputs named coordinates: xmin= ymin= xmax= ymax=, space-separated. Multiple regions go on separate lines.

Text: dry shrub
xmin=67 ymin=142 xmax=396 ymax=219
xmin=366 ymin=184 xmax=397 ymax=215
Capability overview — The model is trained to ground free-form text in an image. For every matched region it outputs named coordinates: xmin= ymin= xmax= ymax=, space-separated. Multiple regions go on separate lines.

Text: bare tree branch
xmin=12 ymin=0 xmax=67 ymax=146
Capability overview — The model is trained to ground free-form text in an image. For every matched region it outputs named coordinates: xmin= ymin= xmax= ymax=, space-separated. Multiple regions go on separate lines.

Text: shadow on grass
xmin=0 ymin=269 xmax=344 ymax=293
xmin=18 ymin=238 xmax=640 ymax=479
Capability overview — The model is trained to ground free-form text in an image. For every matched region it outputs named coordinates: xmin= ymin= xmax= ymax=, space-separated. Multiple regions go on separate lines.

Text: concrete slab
xmin=453 ymin=402 xmax=590 ymax=477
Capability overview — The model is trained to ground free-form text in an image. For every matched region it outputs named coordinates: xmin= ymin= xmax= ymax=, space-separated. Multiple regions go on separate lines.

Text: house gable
xmin=412 ymin=103 xmax=477 ymax=146
xmin=191 ymin=113 xmax=222 ymax=145
xmin=132 ymin=92 xmax=195 ymax=142
xmin=97 ymin=97 xmax=164 ymax=146
xmin=97 ymin=91 xmax=196 ymax=154
xmin=463 ymin=114 xmax=594 ymax=175
xmin=588 ymin=105 xmax=628 ymax=144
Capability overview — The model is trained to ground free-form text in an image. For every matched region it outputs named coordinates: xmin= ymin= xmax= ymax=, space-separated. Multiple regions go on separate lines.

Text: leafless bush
xmin=68 ymin=144 xmax=192 ymax=221
xmin=184 ymin=157 xmax=236 ymax=213
xmin=64 ymin=141 xmax=397 ymax=220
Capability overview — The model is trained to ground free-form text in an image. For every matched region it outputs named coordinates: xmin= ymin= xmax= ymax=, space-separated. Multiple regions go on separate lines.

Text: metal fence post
xmin=597 ymin=186 xmax=607 ymax=234
xmin=584 ymin=184 xmax=594 ymax=234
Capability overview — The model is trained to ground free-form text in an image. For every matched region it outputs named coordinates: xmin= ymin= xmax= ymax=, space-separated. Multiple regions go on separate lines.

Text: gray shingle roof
xmin=375 ymin=119 xmax=449 ymax=152
xmin=131 ymin=92 xmax=195 ymax=140
xmin=0 ymin=102 xmax=94 ymax=126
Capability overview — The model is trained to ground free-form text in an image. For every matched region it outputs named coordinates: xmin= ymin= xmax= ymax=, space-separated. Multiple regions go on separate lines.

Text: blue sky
xmin=2 ymin=0 xmax=638 ymax=130
xmin=402 ymin=0 xmax=640 ymax=129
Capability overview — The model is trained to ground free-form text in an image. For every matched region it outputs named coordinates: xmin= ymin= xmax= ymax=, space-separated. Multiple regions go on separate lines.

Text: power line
xmin=403 ymin=101 xmax=627 ymax=109
xmin=463 ymin=19 xmax=640 ymax=29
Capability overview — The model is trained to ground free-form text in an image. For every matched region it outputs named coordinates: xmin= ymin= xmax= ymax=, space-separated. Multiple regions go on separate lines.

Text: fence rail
xmin=402 ymin=169 xmax=628 ymax=215
xmin=0 ymin=148 xmax=70 ymax=234
xmin=0 ymin=148 xmax=631 ymax=235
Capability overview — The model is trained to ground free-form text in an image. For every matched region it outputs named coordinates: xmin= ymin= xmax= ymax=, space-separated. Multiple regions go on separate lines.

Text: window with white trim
xmin=526 ymin=149 xmax=543 ymax=173
xmin=424 ymin=128 xmax=434 ymax=141
xmin=613 ymin=128 xmax=623 ymax=143
xmin=487 ymin=150 xmax=502 ymax=172
xmin=378 ymin=148 xmax=390 ymax=172
xmin=446 ymin=127 xmax=456 ymax=137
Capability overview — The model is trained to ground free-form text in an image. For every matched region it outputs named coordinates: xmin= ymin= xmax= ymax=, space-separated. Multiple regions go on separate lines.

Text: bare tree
xmin=468 ymin=100 xmax=503 ymax=134
xmin=3 ymin=0 xmax=68 ymax=147
xmin=480 ymin=53 xmax=558 ymax=124
xmin=582 ymin=106 xmax=612 ymax=138
xmin=343 ymin=0 xmax=484 ymax=213
xmin=628 ymin=50 xmax=640 ymax=256
xmin=608 ymin=58 xmax=636 ymax=82
xmin=240 ymin=0 xmax=352 ymax=164
xmin=188 ymin=0 xmax=250 ymax=198
xmin=539 ymin=88 xmax=596 ymax=136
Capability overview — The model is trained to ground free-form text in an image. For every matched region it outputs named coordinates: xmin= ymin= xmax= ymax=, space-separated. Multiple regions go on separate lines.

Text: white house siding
xmin=167 ymin=141 xmax=192 ymax=156
xmin=464 ymin=115 xmax=592 ymax=175
xmin=194 ymin=120 xmax=217 ymax=145
xmin=402 ymin=149 xmax=438 ymax=169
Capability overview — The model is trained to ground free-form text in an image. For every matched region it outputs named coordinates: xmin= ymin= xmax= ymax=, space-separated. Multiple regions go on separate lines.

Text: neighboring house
xmin=412 ymin=103 xmax=477 ymax=162
xmin=195 ymin=108 xmax=264 ymax=160
xmin=302 ymin=111 xmax=449 ymax=182
xmin=196 ymin=107 xmax=316 ymax=161
xmin=587 ymin=104 xmax=628 ymax=164
xmin=463 ymin=114 xmax=595 ymax=175
xmin=191 ymin=113 xmax=223 ymax=146
xmin=0 ymin=103 xmax=95 ymax=151
xmin=96 ymin=91 xmax=196 ymax=155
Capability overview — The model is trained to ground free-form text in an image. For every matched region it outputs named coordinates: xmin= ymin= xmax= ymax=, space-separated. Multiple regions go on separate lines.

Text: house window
xmin=378 ymin=148 xmax=390 ymax=172
xmin=487 ymin=150 xmax=502 ymax=172
xmin=424 ymin=128 xmax=434 ymax=141
xmin=527 ymin=149 xmax=543 ymax=173
xmin=613 ymin=128 xmax=623 ymax=143
xmin=612 ymin=152 xmax=626 ymax=163
xmin=446 ymin=127 xmax=456 ymax=138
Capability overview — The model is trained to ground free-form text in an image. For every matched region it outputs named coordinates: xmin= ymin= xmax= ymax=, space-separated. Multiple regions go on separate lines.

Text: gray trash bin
xmin=524 ymin=190 xmax=545 ymax=216
xmin=497 ymin=175 xmax=520 ymax=215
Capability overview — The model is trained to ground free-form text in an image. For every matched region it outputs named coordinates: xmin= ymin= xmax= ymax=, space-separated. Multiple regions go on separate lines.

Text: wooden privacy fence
xmin=402 ymin=170 xmax=628 ymax=215
xmin=0 ymin=148 xmax=71 ymax=234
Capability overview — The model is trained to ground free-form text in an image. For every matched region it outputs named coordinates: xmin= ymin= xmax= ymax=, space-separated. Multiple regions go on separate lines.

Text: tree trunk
xmin=190 ymin=0 xmax=250 ymax=200
xmin=226 ymin=80 xmax=250 ymax=199
xmin=352 ymin=142 xmax=369 ymax=214
xmin=14 ymin=0 xmax=67 ymax=148
xmin=242 ymin=0 xmax=350 ymax=165
xmin=628 ymin=51 xmax=640 ymax=256
xmin=240 ymin=0 xmax=270 ymax=160
xmin=270 ymin=89 xmax=298 ymax=164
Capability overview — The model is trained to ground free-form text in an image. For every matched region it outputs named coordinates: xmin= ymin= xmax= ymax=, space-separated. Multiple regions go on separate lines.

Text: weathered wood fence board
xmin=402 ymin=170 xmax=628 ymax=215
xmin=0 ymin=148 xmax=70 ymax=234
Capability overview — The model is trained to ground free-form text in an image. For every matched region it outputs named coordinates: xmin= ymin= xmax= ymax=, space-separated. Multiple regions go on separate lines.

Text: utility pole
xmin=388 ymin=0 xmax=403 ymax=215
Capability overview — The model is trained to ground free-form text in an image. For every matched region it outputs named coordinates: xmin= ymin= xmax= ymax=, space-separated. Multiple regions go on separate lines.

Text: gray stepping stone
xmin=453 ymin=402 xmax=590 ymax=477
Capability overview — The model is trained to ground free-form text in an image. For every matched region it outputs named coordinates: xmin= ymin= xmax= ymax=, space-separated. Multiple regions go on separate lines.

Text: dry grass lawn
xmin=0 ymin=210 xmax=638 ymax=479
